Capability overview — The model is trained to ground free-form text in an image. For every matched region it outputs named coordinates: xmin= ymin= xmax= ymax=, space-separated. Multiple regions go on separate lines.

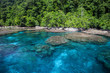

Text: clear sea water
xmin=0 ymin=31 xmax=110 ymax=73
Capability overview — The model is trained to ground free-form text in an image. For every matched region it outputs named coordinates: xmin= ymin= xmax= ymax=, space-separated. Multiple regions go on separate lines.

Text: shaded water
xmin=0 ymin=31 xmax=110 ymax=73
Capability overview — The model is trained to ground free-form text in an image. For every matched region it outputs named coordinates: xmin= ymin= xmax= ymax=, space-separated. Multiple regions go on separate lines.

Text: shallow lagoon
xmin=0 ymin=31 xmax=110 ymax=73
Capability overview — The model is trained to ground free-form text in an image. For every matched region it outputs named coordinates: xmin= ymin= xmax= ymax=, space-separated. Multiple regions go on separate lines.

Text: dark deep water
xmin=0 ymin=31 xmax=110 ymax=73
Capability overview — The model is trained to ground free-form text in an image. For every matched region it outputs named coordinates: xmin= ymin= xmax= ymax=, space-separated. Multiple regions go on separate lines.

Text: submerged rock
xmin=97 ymin=49 xmax=110 ymax=69
xmin=104 ymin=33 xmax=110 ymax=37
xmin=46 ymin=36 xmax=68 ymax=45
xmin=65 ymin=32 xmax=107 ymax=43
xmin=34 ymin=44 xmax=54 ymax=57
xmin=83 ymin=29 xmax=110 ymax=37
xmin=0 ymin=44 xmax=18 ymax=56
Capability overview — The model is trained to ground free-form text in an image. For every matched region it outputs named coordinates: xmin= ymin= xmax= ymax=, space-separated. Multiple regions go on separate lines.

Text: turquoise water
xmin=0 ymin=31 xmax=110 ymax=73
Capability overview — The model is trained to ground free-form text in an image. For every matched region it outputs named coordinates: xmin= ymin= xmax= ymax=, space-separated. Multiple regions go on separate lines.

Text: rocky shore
xmin=82 ymin=29 xmax=110 ymax=37
xmin=0 ymin=26 xmax=36 ymax=35
xmin=0 ymin=26 xmax=110 ymax=38
xmin=0 ymin=26 xmax=79 ymax=35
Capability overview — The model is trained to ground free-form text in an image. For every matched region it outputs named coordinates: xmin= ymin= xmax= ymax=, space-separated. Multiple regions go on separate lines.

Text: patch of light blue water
xmin=0 ymin=31 xmax=110 ymax=73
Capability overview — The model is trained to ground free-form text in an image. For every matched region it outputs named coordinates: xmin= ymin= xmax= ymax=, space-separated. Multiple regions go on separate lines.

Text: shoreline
xmin=0 ymin=26 xmax=110 ymax=37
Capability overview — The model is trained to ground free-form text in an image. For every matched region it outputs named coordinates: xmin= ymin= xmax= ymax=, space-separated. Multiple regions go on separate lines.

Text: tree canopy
xmin=0 ymin=0 xmax=110 ymax=30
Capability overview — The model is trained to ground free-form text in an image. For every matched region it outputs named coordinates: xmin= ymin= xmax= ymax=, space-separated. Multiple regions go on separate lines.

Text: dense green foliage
xmin=0 ymin=0 xmax=110 ymax=29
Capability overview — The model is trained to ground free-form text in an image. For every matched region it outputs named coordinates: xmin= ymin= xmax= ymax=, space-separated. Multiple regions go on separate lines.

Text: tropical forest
xmin=0 ymin=0 xmax=110 ymax=29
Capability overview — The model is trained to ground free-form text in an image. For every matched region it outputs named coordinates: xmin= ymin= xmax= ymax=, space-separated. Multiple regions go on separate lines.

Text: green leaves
xmin=41 ymin=10 xmax=66 ymax=27
xmin=0 ymin=19 xmax=4 ymax=26
xmin=41 ymin=9 xmax=97 ymax=29
xmin=99 ymin=13 xmax=110 ymax=30
xmin=0 ymin=0 xmax=110 ymax=30
xmin=20 ymin=16 xmax=38 ymax=27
